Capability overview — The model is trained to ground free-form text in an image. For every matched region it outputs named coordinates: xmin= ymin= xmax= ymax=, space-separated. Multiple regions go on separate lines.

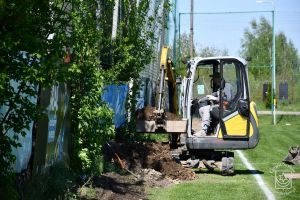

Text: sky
xmin=173 ymin=0 xmax=300 ymax=56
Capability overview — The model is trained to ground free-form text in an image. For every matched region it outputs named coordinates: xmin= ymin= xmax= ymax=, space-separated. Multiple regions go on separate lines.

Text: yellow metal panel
xmin=250 ymin=101 xmax=259 ymax=127
xmin=160 ymin=46 xmax=178 ymax=114
xmin=217 ymin=102 xmax=258 ymax=139
xmin=217 ymin=114 xmax=253 ymax=138
xmin=160 ymin=46 xmax=168 ymax=69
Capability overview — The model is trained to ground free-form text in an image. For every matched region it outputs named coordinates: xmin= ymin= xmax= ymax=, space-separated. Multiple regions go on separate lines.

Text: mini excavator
xmin=136 ymin=46 xmax=259 ymax=175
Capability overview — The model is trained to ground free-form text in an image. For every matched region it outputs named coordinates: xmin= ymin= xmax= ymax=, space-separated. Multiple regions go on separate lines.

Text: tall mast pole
xmin=190 ymin=0 xmax=194 ymax=58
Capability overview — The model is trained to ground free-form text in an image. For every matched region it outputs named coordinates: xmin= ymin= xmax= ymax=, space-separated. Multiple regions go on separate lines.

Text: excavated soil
xmin=95 ymin=142 xmax=196 ymax=200
xmin=93 ymin=103 xmax=194 ymax=200
xmin=109 ymin=142 xmax=196 ymax=180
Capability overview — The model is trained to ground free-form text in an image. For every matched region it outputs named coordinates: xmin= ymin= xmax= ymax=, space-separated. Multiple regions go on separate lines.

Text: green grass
xmin=243 ymin=115 xmax=300 ymax=200
xmin=148 ymin=156 xmax=266 ymax=200
xmin=256 ymin=101 xmax=300 ymax=112
xmin=148 ymin=115 xmax=300 ymax=200
xmin=249 ymin=73 xmax=300 ymax=112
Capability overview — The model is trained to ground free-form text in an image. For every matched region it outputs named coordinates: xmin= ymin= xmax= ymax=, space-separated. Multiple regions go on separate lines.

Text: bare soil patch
xmin=94 ymin=141 xmax=196 ymax=200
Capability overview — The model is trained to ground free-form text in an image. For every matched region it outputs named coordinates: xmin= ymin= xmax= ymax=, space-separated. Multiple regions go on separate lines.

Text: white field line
xmin=236 ymin=150 xmax=276 ymax=200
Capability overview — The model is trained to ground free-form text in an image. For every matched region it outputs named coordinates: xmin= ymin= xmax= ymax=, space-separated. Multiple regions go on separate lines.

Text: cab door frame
xmin=218 ymin=59 xmax=251 ymax=140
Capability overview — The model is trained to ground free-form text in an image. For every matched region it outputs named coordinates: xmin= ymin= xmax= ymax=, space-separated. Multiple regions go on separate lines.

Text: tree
xmin=176 ymin=33 xmax=228 ymax=61
xmin=175 ymin=32 xmax=229 ymax=76
xmin=0 ymin=1 xmax=69 ymax=198
xmin=198 ymin=46 xmax=228 ymax=57
xmin=178 ymin=33 xmax=195 ymax=59
xmin=276 ymin=32 xmax=299 ymax=78
xmin=240 ymin=17 xmax=299 ymax=79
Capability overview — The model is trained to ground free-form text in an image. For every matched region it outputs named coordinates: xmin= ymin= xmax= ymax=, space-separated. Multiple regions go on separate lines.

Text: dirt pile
xmin=105 ymin=142 xmax=196 ymax=181
xmin=96 ymin=142 xmax=196 ymax=199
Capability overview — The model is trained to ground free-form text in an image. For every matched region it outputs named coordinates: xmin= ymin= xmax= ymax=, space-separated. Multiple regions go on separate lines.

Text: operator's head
xmin=210 ymin=72 xmax=221 ymax=86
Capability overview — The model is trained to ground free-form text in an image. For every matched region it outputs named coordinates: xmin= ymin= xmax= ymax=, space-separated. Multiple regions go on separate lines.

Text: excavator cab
xmin=183 ymin=57 xmax=259 ymax=150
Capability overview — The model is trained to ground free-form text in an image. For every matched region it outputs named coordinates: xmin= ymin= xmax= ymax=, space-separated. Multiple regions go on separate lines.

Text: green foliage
xmin=276 ymin=32 xmax=299 ymax=79
xmin=68 ymin=0 xmax=159 ymax=173
xmin=198 ymin=46 xmax=229 ymax=57
xmin=179 ymin=33 xmax=192 ymax=57
xmin=0 ymin=0 xmax=111 ymax=184
xmin=99 ymin=0 xmax=162 ymax=136
xmin=177 ymin=32 xmax=228 ymax=60
xmin=240 ymin=17 xmax=300 ymax=106
xmin=1 ymin=1 xmax=162 ymax=192
xmin=176 ymin=33 xmax=194 ymax=70
xmin=0 ymin=0 xmax=66 ymax=194
xmin=104 ymin=162 xmax=127 ymax=175
xmin=241 ymin=17 xmax=273 ymax=78
xmin=0 ymin=173 xmax=18 ymax=200
xmin=264 ymin=82 xmax=272 ymax=109
xmin=104 ymin=0 xmax=156 ymax=81
xmin=24 ymin=163 xmax=76 ymax=200
xmin=175 ymin=32 xmax=228 ymax=77
xmin=64 ymin=0 xmax=115 ymax=174
xmin=241 ymin=17 xmax=272 ymax=69
xmin=240 ymin=17 xmax=299 ymax=78
xmin=74 ymin=102 xmax=114 ymax=174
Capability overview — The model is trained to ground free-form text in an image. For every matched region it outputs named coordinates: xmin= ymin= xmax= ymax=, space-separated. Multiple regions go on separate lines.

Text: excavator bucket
xmin=136 ymin=119 xmax=187 ymax=133
xmin=283 ymin=147 xmax=300 ymax=165
xmin=135 ymin=106 xmax=187 ymax=133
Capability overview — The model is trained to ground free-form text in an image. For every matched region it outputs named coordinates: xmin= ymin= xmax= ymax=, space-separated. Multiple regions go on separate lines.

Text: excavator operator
xmin=194 ymin=72 xmax=233 ymax=137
